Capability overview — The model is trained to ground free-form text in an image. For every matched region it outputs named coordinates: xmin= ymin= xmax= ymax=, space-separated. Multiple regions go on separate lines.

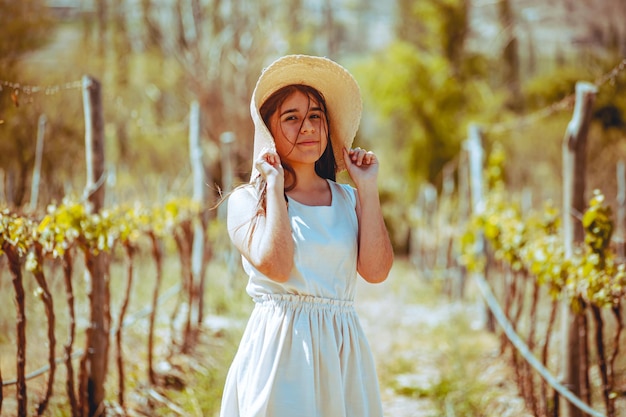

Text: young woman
xmin=220 ymin=55 xmax=394 ymax=417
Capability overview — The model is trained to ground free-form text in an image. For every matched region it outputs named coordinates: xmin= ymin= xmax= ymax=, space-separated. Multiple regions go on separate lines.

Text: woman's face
xmin=268 ymin=90 xmax=328 ymax=168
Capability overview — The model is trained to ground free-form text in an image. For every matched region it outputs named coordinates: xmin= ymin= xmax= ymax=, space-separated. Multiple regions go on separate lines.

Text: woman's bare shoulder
xmin=227 ymin=184 xmax=259 ymax=226
xmin=228 ymin=184 xmax=257 ymax=207
xmin=226 ymin=184 xmax=263 ymax=253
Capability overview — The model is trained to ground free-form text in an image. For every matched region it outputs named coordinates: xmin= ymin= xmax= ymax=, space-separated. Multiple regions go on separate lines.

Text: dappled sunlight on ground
xmin=356 ymin=258 xmax=533 ymax=417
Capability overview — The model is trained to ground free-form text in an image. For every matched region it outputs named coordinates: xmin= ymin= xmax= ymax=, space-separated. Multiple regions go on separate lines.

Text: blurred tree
xmin=68 ymin=0 xmax=280 ymax=201
xmin=112 ymin=0 xmax=131 ymax=170
xmin=161 ymin=0 xmax=360 ymax=190
xmin=278 ymin=0 xmax=356 ymax=58
xmin=0 ymin=0 xmax=55 ymax=207
xmin=281 ymin=0 xmax=316 ymax=55
xmin=323 ymin=0 xmax=337 ymax=57
xmin=498 ymin=0 xmax=522 ymax=111
xmin=0 ymin=0 xmax=54 ymax=69
xmin=512 ymin=36 xmax=626 ymax=207
xmin=141 ymin=0 xmax=163 ymax=51
xmin=356 ymin=0 xmax=495 ymax=193
xmin=156 ymin=0 xmax=279 ymax=191
xmin=97 ymin=0 xmax=107 ymax=57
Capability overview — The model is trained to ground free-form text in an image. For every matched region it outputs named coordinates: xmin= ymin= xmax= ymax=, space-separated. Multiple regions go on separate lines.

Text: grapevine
xmin=1 ymin=197 xmax=202 ymax=259
xmin=461 ymin=158 xmax=625 ymax=310
xmin=0 ymin=197 xmax=204 ymax=416
xmin=461 ymin=145 xmax=625 ymax=416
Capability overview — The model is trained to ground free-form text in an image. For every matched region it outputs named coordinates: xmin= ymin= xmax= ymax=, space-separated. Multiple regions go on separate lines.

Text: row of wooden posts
xmin=467 ymin=82 xmax=615 ymax=417
xmin=411 ymin=81 xmax=621 ymax=417
xmin=25 ymin=75 xmax=233 ymax=416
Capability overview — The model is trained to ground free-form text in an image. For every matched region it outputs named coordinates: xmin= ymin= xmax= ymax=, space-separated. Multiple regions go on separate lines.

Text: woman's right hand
xmin=255 ymin=149 xmax=284 ymax=187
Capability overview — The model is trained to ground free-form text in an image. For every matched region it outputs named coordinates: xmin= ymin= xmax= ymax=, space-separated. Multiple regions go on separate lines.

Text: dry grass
xmin=357 ymin=258 xmax=533 ymax=417
xmin=0 ymin=245 xmax=249 ymax=416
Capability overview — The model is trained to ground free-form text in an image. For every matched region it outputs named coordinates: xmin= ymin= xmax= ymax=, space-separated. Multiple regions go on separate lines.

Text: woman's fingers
xmin=347 ymin=147 xmax=377 ymax=167
xmin=255 ymin=149 xmax=284 ymax=179
xmin=257 ymin=149 xmax=279 ymax=166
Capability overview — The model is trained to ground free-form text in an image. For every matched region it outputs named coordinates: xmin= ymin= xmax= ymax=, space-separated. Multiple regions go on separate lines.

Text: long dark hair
xmin=242 ymin=85 xmax=336 ymax=247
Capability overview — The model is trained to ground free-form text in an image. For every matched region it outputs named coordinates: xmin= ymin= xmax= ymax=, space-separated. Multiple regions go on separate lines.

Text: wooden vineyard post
xmin=413 ymin=183 xmax=437 ymax=277
xmin=439 ymin=164 xmax=456 ymax=293
xmin=466 ymin=124 xmax=495 ymax=332
xmin=80 ymin=75 xmax=109 ymax=417
xmin=616 ymin=160 xmax=625 ymax=259
xmin=220 ymin=132 xmax=238 ymax=277
xmin=458 ymin=152 xmax=470 ymax=222
xmin=29 ymin=114 xmax=46 ymax=212
xmin=189 ymin=101 xmax=207 ymax=326
xmin=560 ymin=81 xmax=597 ymax=417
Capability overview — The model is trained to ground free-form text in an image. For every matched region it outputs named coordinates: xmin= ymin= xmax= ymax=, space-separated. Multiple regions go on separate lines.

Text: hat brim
xmin=250 ymin=55 xmax=362 ymax=180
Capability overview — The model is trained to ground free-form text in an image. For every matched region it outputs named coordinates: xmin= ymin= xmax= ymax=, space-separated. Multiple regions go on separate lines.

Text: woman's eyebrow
xmin=280 ymin=108 xmax=299 ymax=117
xmin=280 ymin=106 xmax=322 ymax=117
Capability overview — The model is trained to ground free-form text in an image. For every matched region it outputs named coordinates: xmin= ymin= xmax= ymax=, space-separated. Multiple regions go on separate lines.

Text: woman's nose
xmin=301 ymin=118 xmax=316 ymax=133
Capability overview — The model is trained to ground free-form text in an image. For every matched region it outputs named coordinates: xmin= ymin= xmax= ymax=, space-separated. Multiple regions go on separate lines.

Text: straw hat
xmin=249 ymin=54 xmax=362 ymax=181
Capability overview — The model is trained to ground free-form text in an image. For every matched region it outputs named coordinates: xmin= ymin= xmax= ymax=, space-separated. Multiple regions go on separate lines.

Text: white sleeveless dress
xmin=220 ymin=179 xmax=383 ymax=417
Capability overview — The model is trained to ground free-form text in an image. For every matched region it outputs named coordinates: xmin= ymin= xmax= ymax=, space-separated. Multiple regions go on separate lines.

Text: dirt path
xmin=355 ymin=259 xmax=533 ymax=417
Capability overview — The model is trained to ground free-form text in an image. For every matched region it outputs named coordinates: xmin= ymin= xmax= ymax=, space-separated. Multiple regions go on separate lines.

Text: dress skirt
xmin=220 ymin=293 xmax=383 ymax=417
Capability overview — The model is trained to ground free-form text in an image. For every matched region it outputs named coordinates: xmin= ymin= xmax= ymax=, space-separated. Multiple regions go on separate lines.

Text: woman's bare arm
xmin=343 ymin=148 xmax=393 ymax=283
xmin=227 ymin=152 xmax=294 ymax=282
xmin=355 ymin=185 xmax=393 ymax=283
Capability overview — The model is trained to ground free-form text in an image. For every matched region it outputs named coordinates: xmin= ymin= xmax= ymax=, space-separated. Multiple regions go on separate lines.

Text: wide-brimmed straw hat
xmin=249 ymin=54 xmax=362 ymax=181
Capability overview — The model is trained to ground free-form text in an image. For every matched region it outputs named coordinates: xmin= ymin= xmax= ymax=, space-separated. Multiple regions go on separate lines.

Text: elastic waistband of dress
xmin=252 ymin=293 xmax=354 ymax=311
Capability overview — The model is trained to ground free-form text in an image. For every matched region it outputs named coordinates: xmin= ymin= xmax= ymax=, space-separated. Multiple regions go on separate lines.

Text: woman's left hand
xmin=343 ymin=147 xmax=379 ymax=189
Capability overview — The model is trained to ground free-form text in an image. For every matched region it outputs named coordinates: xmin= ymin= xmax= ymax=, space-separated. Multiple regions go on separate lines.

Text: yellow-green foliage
xmin=461 ymin=144 xmax=625 ymax=309
xmin=461 ymin=186 xmax=626 ymax=309
xmin=1 ymin=197 xmax=202 ymax=261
